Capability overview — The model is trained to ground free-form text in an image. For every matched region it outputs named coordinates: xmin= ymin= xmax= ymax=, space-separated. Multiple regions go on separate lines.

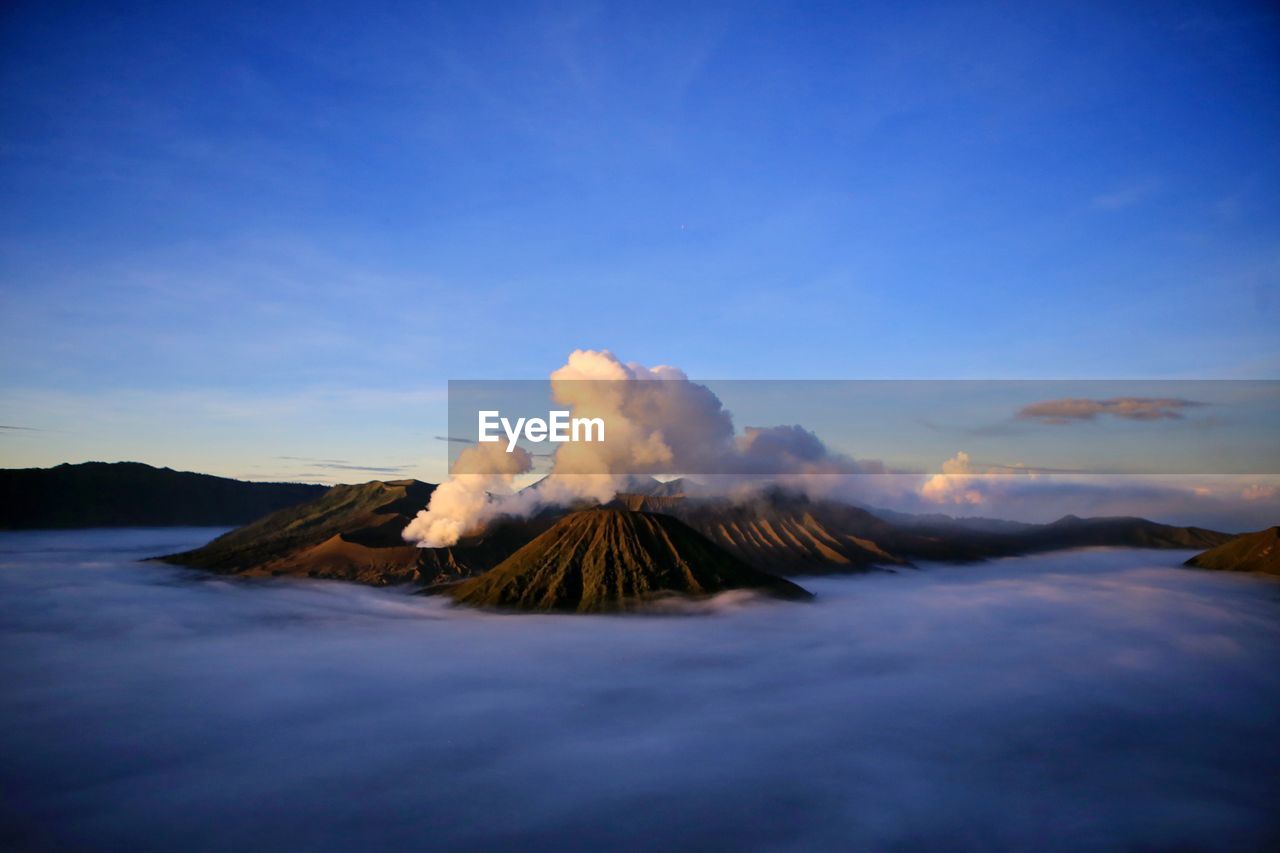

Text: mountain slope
xmin=448 ymin=508 xmax=812 ymax=613
xmin=1184 ymin=527 xmax=1280 ymax=575
xmin=0 ymin=461 xmax=327 ymax=529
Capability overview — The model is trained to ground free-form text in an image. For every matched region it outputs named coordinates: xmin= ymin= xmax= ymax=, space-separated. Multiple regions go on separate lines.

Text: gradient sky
xmin=1 ymin=0 xmax=1278 ymax=484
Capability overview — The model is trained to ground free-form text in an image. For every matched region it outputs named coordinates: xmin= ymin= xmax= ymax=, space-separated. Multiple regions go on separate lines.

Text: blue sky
xmin=1 ymin=0 xmax=1278 ymax=484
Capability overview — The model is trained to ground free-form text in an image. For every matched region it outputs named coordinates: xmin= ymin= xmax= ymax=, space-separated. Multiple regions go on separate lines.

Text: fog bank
xmin=1 ymin=529 xmax=1278 ymax=851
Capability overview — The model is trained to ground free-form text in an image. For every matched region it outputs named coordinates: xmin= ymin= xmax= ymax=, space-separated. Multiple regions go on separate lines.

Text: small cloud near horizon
xmin=1241 ymin=484 xmax=1278 ymax=501
xmin=1018 ymin=397 xmax=1202 ymax=425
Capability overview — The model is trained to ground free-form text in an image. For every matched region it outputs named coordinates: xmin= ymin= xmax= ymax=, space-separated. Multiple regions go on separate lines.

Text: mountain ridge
xmin=614 ymin=490 xmax=1230 ymax=573
xmin=1184 ymin=527 xmax=1280 ymax=575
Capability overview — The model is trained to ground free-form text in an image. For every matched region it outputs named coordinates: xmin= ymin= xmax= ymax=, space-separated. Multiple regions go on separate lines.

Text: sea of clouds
xmin=1 ymin=529 xmax=1278 ymax=851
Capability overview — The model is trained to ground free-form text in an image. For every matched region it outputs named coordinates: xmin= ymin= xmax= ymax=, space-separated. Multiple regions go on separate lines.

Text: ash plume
xmin=402 ymin=349 xmax=879 ymax=547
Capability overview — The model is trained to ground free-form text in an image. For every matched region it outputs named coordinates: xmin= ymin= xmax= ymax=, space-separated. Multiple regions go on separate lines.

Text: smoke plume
xmin=402 ymin=349 xmax=878 ymax=547
xmin=401 ymin=442 xmax=534 ymax=547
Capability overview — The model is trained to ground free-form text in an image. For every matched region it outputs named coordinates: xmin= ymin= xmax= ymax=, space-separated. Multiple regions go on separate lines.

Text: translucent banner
xmin=442 ymin=379 xmax=1280 ymax=477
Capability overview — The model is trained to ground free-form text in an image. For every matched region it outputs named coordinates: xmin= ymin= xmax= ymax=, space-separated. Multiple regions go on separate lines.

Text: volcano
xmin=160 ymin=479 xmax=551 ymax=585
xmin=447 ymin=507 xmax=812 ymax=613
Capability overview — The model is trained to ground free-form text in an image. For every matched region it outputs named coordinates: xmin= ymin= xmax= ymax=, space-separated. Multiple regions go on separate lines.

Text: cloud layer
xmin=3 ymin=531 xmax=1278 ymax=850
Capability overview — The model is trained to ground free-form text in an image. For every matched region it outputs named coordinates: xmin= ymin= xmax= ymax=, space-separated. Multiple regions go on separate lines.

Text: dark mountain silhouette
xmin=1184 ymin=527 xmax=1280 ymax=575
xmin=1015 ymin=514 xmax=1228 ymax=551
xmin=644 ymin=477 xmax=703 ymax=497
xmin=448 ymin=507 xmax=812 ymax=613
xmin=160 ymin=479 xmax=552 ymax=586
xmin=0 ymin=461 xmax=327 ymax=529
xmin=868 ymin=507 xmax=1036 ymax=534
